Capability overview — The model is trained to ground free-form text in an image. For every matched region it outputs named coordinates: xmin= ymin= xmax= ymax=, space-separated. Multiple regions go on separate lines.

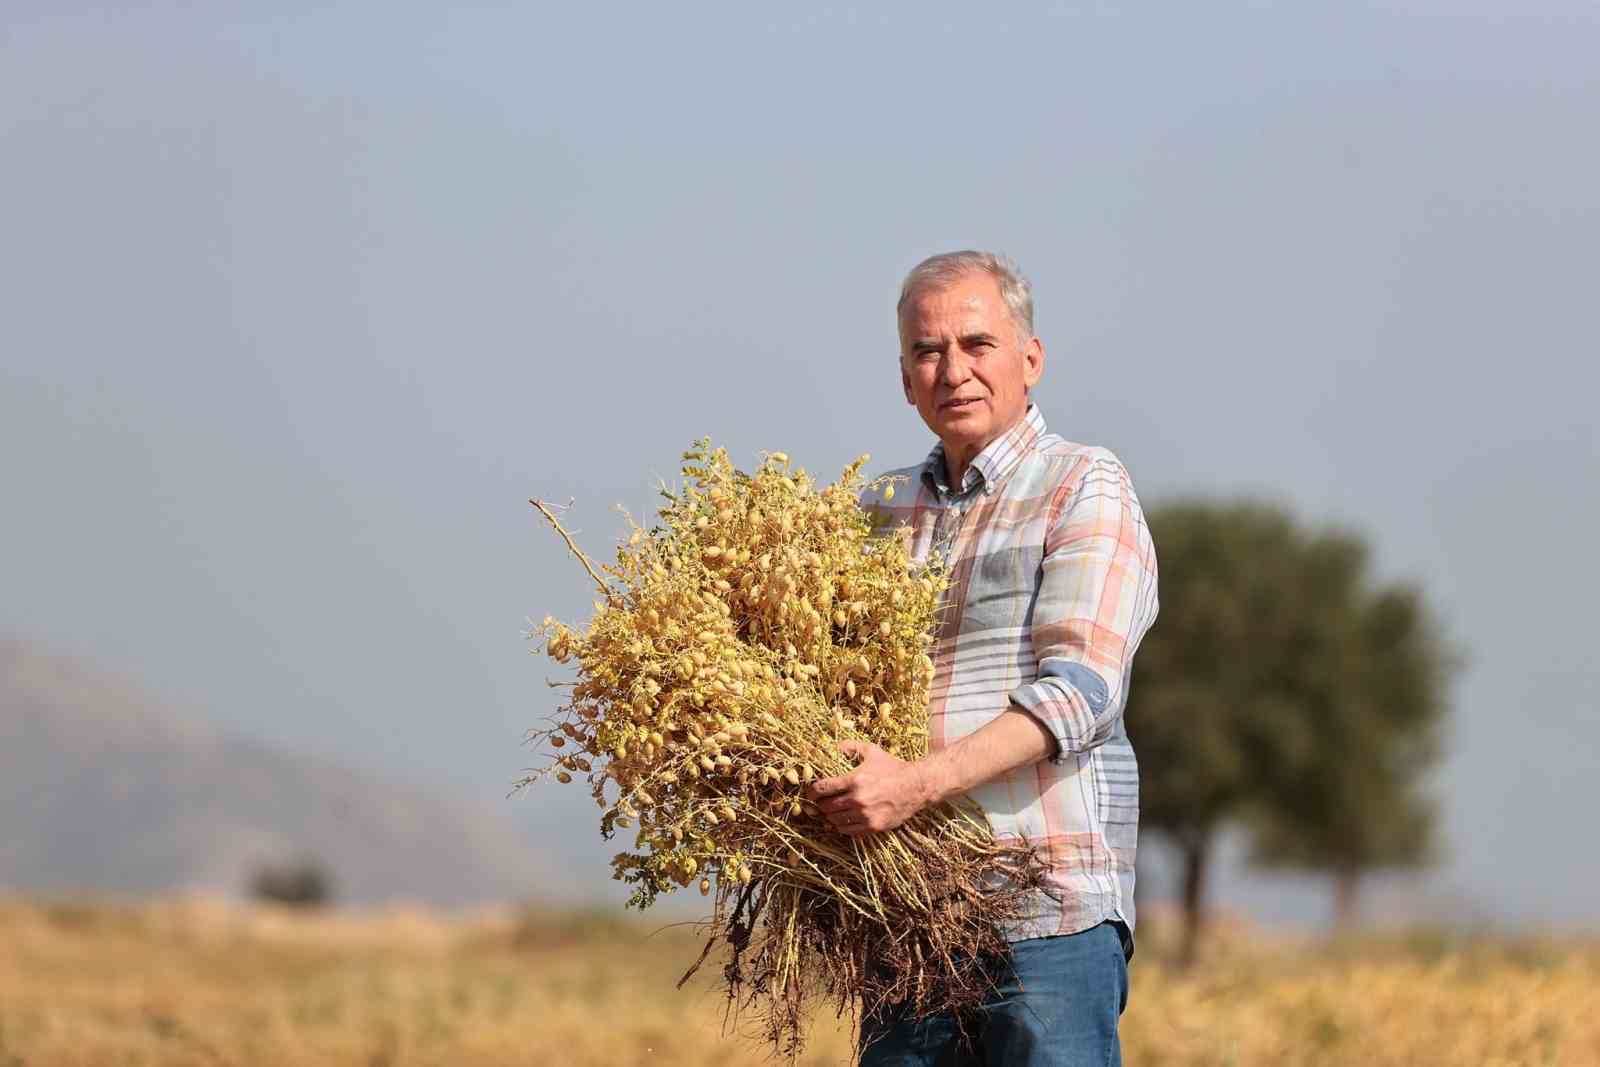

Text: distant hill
xmin=0 ymin=637 xmax=549 ymax=906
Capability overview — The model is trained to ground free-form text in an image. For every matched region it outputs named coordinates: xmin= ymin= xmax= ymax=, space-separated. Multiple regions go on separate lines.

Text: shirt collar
xmin=921 ymin=403 xmax=1047 ymax=499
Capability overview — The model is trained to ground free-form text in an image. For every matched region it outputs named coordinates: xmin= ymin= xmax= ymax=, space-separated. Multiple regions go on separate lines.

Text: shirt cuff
xmin=1008 ymin=660 xmax=1113 ymax=762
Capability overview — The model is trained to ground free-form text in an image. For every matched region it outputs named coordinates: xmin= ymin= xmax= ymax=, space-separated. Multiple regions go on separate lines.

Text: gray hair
xmin=896 ymin=250 xmax=1035 ymax=345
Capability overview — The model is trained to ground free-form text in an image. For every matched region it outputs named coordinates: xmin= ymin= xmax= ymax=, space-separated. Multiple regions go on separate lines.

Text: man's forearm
xmin=916 ymin=705 xmax=1058 ymax=807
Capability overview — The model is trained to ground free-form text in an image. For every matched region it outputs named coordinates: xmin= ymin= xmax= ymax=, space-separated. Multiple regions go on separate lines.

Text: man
xmin=807 ymin=250 xmax=1160 ymax=1066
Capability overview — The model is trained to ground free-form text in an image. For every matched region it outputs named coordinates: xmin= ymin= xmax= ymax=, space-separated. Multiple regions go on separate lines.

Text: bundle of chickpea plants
xmin=523 ymin=441 xmax=1045 ymax=1056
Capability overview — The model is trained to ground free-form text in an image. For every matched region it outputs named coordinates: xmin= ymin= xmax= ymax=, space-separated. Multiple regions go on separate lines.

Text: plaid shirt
xmin=862 ymin=403 xmax=1160 ymax=943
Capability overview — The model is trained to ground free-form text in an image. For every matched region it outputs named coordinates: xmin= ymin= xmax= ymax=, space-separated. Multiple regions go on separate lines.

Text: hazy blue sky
xmin=3 ymin=2 xmax=1596 ymax=926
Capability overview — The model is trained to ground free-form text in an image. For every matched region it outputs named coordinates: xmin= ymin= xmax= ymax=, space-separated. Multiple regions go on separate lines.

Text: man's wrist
xmin=913 ymin=751 xmax=954 ymax=809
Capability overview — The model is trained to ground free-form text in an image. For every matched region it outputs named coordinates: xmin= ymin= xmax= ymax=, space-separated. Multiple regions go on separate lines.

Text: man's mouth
xmin=940 ymin=397 xmax=981 ymax=411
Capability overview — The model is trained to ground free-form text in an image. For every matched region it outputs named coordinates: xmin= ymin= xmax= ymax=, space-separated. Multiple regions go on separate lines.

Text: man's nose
xmin=938 ymin=351 xmax=971 ymax=387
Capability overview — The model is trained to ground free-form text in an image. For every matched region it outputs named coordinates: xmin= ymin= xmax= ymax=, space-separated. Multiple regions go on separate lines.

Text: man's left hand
xmin=808 ymin=740 xmax=933 ymax=836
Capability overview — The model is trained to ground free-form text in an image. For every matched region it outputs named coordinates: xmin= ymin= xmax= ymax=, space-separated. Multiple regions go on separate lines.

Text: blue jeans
xmin=856 ymin=921 xmax=1131 ymax=1067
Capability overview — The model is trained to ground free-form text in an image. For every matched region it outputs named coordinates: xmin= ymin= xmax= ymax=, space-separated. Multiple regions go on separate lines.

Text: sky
xmin=2 ymin=1 xmax=1596 ymax=927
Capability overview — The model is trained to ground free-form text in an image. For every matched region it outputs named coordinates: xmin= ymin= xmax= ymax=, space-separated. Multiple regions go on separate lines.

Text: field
xmin=2 ymin=896 xmax=1597 ymax=1066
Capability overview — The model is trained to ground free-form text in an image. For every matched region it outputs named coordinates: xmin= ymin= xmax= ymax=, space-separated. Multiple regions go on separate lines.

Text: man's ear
xmin=901 ymin=363 xmax=916 ymax=405
xmin=1022 ymin=336 xmax=1045 ymax=390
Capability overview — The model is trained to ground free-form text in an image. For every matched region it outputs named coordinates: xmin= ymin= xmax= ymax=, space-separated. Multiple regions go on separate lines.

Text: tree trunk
xmin=1179 ymin=840 xmax=1210 ymax=970
xmin=1333 ymin=869 xmax=1361 ymax=933
xmin=1134 ymin=857 xmax=1147 ymax=923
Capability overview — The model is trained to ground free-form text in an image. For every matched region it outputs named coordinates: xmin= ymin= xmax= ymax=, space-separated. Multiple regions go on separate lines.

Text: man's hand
xmin=808 ymin=740 xmax=933 ymax=837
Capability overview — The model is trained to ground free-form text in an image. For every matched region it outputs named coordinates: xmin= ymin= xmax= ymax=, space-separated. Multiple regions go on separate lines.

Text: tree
xmin=1244 ymin=584 xmax=1457 ymax=929
xmin=248 ymin=855 xmax=335 ymax=909
xmin=1127 ymin=499 xmax=1451 ymax=964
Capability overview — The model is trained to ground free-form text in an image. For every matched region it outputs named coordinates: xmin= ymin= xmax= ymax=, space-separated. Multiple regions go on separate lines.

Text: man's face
xmin=899 ymin=272 xmax=1045 ymax=461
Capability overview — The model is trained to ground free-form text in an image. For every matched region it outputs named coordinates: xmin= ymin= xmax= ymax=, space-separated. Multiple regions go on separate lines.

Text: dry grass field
xmin=1 ymin=895 xmax=1596 ymax=1066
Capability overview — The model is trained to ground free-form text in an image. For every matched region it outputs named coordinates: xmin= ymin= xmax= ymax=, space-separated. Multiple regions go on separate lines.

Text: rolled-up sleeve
xmin=1008 ymin=451 xmax=1160 ymax=762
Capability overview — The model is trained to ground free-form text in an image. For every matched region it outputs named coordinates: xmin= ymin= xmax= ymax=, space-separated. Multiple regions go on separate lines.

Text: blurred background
xmin=3 ymin=0 xmax=1597 ymax=967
